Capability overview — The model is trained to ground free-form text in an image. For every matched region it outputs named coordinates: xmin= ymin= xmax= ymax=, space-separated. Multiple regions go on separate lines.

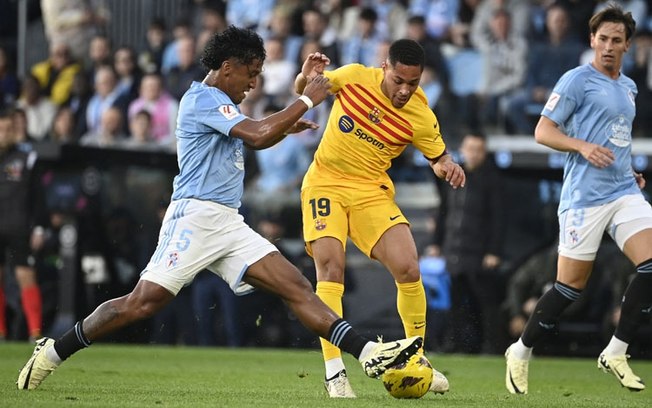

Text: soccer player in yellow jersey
xmin=294 ymin=39 xmax=466 ymax=398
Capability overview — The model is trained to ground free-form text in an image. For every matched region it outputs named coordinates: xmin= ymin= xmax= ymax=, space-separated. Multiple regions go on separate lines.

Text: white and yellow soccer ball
xmin=381 ymin=353 xmax=433 ymax=399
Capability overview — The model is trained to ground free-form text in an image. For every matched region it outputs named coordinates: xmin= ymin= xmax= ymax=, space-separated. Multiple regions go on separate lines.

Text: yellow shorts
xmin=301 ymin=184 xmax=408 ymax=257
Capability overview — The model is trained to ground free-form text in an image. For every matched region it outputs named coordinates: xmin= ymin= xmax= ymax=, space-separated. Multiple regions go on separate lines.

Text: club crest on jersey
xmin=314 ymin=219 xmax=327 ymax=231
xmin=218 ymin=104 xmax=239 ymax=120
xmin=166 ymin=251 xmax=179 ymax=268
xmin=368 ymin=107 xmax=384 ymax=124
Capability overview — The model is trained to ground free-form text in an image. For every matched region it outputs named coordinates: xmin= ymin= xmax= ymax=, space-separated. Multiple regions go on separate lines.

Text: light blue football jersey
xmin=541 ymin=63 xmax=640 ymax=213
xmin=171 ymin=81 xmax=248 ymax=208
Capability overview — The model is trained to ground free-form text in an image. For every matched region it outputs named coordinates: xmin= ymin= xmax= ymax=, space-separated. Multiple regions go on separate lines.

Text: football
xmin=381 ymin=353 xmax=433 ymax=399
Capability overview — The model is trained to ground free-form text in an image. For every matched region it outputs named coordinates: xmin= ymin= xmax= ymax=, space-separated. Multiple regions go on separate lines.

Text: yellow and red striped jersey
xmin=303 ymin=64 xmax=446 ymax=190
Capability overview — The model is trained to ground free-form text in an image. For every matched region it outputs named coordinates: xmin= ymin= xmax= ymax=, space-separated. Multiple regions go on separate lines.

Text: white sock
xmin=358 ymin=341 xmax=375 ymax=363
xmin=324 ymin=358 xmax=346 ymax=379
xmin=46 ymin=344 xmax=63 ymax=365
xmin=510 ymin=338 xmax=533 ymax=360
xmin=602 ymin=336 xmax=629 ymax=356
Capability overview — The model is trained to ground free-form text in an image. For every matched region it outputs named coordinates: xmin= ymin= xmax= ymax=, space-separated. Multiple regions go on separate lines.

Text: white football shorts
xmin=558 ymin=193 xmax=652 ymax=261
xmin=140 ymin=198 xmax=277 ymax=295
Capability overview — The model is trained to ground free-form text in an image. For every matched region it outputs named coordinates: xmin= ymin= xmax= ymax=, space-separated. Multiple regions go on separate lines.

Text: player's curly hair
xmin=200 ymin=25 xmax=266 ymax=71
xmin=388 ymin=39 xmax=425 ymax=70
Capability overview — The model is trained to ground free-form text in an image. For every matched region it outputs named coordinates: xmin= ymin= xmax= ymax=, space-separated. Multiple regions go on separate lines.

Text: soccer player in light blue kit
xmin=505 ymin=5 xmax=651 ymax=394
xmin=16 ymin=26 xmax=422 ymax=391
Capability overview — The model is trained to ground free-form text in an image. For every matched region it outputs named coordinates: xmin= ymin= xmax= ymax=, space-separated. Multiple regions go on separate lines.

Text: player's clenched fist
xmin=302 ymin=75 xmax=331 ymax=106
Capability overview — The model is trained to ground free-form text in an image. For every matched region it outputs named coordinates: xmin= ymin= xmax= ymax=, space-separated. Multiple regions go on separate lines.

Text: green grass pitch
xmin=1 ymin=342 xmax=650 ymax=407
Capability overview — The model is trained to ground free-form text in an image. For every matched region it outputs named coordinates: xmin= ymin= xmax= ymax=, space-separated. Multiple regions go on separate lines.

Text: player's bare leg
xmin=18 ymin=281 xmax=175 ymax=390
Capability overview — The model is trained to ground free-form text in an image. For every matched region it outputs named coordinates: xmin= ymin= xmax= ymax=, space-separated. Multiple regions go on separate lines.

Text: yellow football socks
xmin=396 ymin=278 xmax=427 ymax=342
xmin=316 ymin=281 xmax=345 ymax=361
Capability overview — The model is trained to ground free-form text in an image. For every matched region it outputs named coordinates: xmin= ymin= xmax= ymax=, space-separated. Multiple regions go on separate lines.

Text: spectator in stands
xmin=261 ymin=37 xmax=297 ymax=106
xmin=471 ymin=0 xmax=531 ymax=44
xmin=165 ymin=35 xmax=205 ymax=102
xmin=122 ymin=109 xmax=158 ymax=151
xmin=431 ymin=131 xmax=506 ymax=354
xmin=84 ymin=35 xmax=112 ymax=84
xmin=84 ymin=65 xmax=130 ymax=135
xmin=112 ymin=46 xmax=142 ymax=107
xmin=127 ymin=73 xmax=179 ymax=144
xmin=138 ymin=18 xmax=168 ymax=74
xmin=448 ymin=0 xmax=482 ymax=49
xmin=0 ymin=46 xmax=20 ymax=107
xmin=567 ymin=0 xmax=599 ymax=39
xmin=262 ymin=5 xmax=304 ymax=67
xmin=504 ymin=3 xmax=586 ymax=134
xmin=0 ymin=108 xmax=43 ymax=341
xmin=79 ymin=106 xmax=126 ymax=148
xmin=16 ymin=74 xmax=58 ymax=142
xmin=63 ymin=71 xmax=92 ymax=140
xmin=339 ymin=7 xmax=385 ymax=67
xmin=340 ymin=0 xmax=408 ymax=42
xmin=161 ymin=18 xmax=193 ymax=75
xmin=405 ymin=15 xmax=450 ymax=91
xmin=408 ymin=0 xmax=460 ymax=42
xmin=302 ymin=7 xmax=341 ymax=67
xmin=473 ymin=8 xmax=527 ymax=132
xmin=195 ymin=2 xmax=227 ymax=56
xmin=47 ymin=106 xmax=76 ymax=144
xmin=11 ymin=108 xmax=31 ymax=145
xmin=40 ymin=0 xmax=110 ymax=64
xmin=31 ymin=42 xmax=82 ymax=106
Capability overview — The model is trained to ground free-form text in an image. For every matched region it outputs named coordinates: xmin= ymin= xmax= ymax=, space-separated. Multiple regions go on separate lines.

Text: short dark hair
xmin=407 ymin=15 xmax=426 ymax=26
xmin=359 ymin=7 xmax=378 ymax=23
xmin=200 ymin=25 xmax=266 ymax=70
xmin=589 ymin=4 xmax=636 ymax=40
xmin=463 ymin=130 xmax=486 ymax=141
xmin=388 ymin=39 xmax=425 ymax=69
xmin=148 ymin=17 xmax=166 ymax=31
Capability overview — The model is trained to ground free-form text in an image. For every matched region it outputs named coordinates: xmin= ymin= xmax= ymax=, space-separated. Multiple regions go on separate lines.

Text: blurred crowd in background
xmin=0 ymin=0 xmax=651 ymax=356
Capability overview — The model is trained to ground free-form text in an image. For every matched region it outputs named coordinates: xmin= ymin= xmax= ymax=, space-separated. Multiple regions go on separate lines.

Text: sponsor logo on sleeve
xmin=544 ymin=92 xmax=560 ymax=111
xmin=218 ymin=104 xmax=240 ymax=120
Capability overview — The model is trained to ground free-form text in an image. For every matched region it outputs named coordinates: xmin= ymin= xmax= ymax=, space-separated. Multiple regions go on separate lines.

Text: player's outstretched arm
xmin=232 ymin=75 xmax=331 ymax=150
